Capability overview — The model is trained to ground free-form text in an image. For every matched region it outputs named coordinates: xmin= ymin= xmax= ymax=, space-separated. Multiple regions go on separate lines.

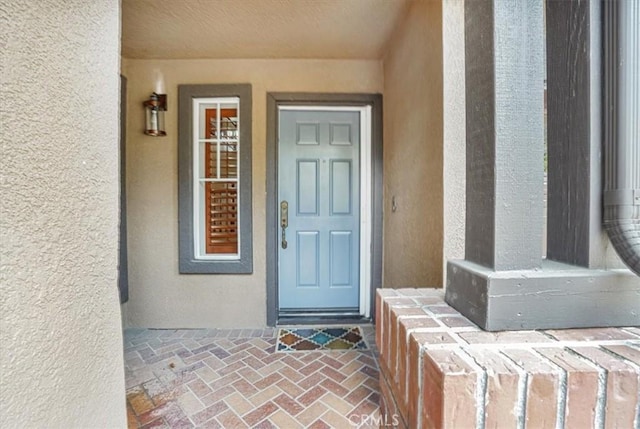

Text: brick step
xmin=376 ymin=288 xmax=640 ymax=429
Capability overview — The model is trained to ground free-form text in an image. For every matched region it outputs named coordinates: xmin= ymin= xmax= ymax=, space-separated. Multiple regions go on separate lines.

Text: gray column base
xmin=445 ymin=259 xmax=640 ymax=331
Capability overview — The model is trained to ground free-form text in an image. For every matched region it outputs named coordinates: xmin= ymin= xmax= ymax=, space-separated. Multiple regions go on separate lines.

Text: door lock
xmin=280 ymin=200 xmax=288 ymax=249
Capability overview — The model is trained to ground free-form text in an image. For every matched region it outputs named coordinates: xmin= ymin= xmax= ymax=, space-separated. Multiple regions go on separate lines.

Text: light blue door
xmin=278 ymin=109 xmax=360 ymax=311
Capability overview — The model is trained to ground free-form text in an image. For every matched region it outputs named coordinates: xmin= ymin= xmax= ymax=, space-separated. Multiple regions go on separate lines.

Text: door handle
xmin=280 ymin=200 xmax=288 ymax=249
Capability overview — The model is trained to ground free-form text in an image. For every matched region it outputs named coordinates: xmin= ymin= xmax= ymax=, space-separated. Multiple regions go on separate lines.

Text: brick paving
xmin=124 ymin=326 xmax=380 ymax=428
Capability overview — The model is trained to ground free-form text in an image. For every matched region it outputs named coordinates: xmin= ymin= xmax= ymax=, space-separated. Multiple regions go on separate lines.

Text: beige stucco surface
xmin=122 ymin=59 xmax=383 ymax=328
xmin=442 ymin=0 xmax=466 ymax=284
xmin=382 ymin=0 xmax=444 ymax=287
xmin=1 ymin=1 xmax=126 ymax=427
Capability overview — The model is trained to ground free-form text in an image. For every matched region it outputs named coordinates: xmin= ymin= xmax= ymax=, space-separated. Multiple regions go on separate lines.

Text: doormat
xmin=276 ymin=327 xmax=368 ymax=352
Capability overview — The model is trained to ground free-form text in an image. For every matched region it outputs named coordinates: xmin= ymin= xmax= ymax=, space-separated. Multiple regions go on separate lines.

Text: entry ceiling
xmin=122 ymin=0 xmax=409 ymax=59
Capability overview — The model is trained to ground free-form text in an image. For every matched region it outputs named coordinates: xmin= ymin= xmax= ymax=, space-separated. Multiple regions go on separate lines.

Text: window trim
xmin=178 ymin=84 xmax=252 ymax=274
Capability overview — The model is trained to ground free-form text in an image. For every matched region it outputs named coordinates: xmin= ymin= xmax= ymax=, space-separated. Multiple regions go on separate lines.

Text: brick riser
xmin=376 ymin=288 xmax=640 ymax=429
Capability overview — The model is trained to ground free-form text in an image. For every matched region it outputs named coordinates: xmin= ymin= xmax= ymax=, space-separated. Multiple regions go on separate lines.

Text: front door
xmin=278 ymin=109 xmax=361 ymax=312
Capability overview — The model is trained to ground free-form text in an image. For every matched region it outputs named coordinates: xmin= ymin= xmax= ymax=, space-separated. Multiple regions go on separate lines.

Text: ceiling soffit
xmin=122 ymin=0 xmax=410 ymax=60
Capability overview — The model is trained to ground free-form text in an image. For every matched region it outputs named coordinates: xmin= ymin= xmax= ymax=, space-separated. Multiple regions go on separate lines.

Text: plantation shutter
xmin=204 ymin=108 xmax=239 ymax=254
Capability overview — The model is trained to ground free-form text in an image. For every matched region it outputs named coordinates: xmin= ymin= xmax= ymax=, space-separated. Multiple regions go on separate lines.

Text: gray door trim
xmin=119 ymin=75 xmax=129 ymax=304
xmin=266 ymin=93 xmax=383 ymax=326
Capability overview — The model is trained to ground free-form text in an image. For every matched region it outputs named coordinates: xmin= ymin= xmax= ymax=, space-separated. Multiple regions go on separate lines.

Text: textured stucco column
xmin=442 ymin=0 xmax=466 ymax=285
xmin=445 ymin=0 xmax=640 ymax=331
xmin=1 ymin=1 xmax=126 ymax=427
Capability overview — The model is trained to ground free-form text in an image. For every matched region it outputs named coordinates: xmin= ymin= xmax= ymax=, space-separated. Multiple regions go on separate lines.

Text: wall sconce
xmin=143 ymin=92 xmax=167 ymax=136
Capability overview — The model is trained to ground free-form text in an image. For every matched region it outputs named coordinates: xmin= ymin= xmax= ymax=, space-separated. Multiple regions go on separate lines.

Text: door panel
xmin=297 ymin=160 xmax=319 ymax=215
xmin=297 ymin=231 xmax=319 ymax=287
xmin=330 ymin=160 xmax=352 ymax=214
xmin=278 ymin=110 xmax=360 ymax=311
xmin=330 ymin=231 xmax=352 ymax=286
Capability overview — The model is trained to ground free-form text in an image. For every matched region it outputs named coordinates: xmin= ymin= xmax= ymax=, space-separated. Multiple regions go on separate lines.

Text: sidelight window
xmin=179 ymin=85 xmax=252 ymax=274
xmin=195 ymin=99 xmax=240 ymax=258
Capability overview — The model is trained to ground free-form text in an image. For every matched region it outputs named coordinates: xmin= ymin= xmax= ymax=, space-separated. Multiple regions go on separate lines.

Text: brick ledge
xmin=376 ymin=288 xmax=640 ymax=429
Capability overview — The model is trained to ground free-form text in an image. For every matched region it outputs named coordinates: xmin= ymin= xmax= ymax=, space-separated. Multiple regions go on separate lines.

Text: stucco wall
xmin=1 ymin=1 xmax=126 ymax=428
xmin=382 ymin=0 xmax=444 ymax=287
xmin=122 ymin=59 xmax=383 ymax=328
xmin=442 ymin=0 xmax=466 ymax=283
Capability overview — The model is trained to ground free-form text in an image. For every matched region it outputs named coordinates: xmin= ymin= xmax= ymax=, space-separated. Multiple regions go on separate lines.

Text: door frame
xmin=266 ymin=93 xmax=383 ymax=326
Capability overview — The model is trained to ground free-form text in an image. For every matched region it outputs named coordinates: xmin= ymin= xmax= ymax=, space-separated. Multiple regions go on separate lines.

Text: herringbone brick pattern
xmin=124 ymin=327 xmax=380 ymax=428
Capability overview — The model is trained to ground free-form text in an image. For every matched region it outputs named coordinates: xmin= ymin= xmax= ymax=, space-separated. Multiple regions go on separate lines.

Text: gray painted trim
xmin=178 ymin=84 xmax=253 ymax=274
xmin=448 ymin=0 xmax=640 ymax=331
xmin=266 ymin=95 xmax=278 ymax=326
xmin=464 ymin=0 xmax=496 ymax=269
xmin=446 ymin=259 xmax=640 ymax=331
xmin=587 ymin=0 xmax=605 ymax=268
xmin=119 ymin=75 xmax=129 ymax=303
xmin=545 ymin=0 xmax=594 ymax=267
xmin=464 ymin=0 xmax=545 ymax=271
xmin=265 ymin=93 xmax=383 ymax=326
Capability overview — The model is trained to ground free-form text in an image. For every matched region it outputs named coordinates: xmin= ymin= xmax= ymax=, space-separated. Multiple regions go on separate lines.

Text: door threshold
xmin=277 ymin=313 xmax=371 ymax=326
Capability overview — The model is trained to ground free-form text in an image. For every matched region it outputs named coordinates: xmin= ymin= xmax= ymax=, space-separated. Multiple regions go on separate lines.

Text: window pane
xmin=199 ymin=142 xmax=217 ymax=179
xmin=219 ymin=141 xmax=238 ymax=179
xmin=203 ymin=181 xmax=238 ymax=255
xmin=219 ymin=104 xmax=239 ymax=140
xmin=198 ymin=103 xmax=219 ymax=140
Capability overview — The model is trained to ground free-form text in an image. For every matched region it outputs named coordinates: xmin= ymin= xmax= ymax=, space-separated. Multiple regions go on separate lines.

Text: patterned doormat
xmin=276 ymin=327 xmax=368 ymax=352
